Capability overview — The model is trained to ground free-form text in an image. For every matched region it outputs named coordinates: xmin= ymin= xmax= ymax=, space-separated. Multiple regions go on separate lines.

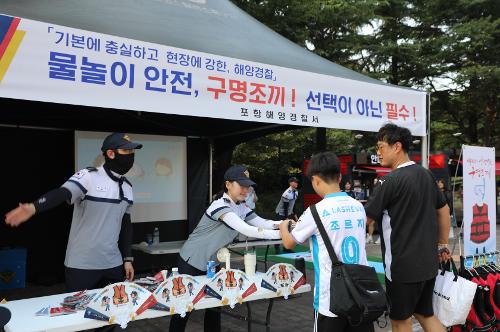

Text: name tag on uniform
xmin=96 ymin=185 xmax=108 ymax=192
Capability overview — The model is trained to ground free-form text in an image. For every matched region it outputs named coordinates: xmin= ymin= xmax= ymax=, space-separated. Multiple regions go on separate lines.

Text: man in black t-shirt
xmin=365 ymin=124 xmax=451 ymax=332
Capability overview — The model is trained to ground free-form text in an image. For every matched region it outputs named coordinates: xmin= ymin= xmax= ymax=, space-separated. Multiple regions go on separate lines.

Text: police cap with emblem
xmin=224 ymin=165 xmax=255 ymax=187
xmin=101 ymin=133 xmax=143 ymax=152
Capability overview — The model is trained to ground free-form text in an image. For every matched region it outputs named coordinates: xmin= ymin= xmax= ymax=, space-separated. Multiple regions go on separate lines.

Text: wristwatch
xmin=123 ymin=257 xmax=134 ymax=263
xmin=437 ymin=244 xmax=450 ymax=255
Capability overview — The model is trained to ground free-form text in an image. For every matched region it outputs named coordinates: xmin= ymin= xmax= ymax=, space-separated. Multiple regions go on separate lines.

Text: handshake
xmin=279 ymin=218 xmax=297 ymax=233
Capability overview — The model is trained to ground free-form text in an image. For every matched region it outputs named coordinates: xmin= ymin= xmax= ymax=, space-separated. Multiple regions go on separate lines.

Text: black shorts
xmin=314 ymin=312 xmax=374 ymax=332
xmin=386 ymin=277 xmax=435 ymax=320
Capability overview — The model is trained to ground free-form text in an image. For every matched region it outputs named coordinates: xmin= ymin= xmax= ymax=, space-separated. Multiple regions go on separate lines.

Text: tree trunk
xmin=483 ymin=100 xmax=497 ymax=147
xmin=315 ymin=128 xmax=326 ymax=152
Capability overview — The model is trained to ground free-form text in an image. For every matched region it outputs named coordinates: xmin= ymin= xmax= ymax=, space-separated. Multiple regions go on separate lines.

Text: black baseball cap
xmin=224 ymin=165 xmax=255 ymax=187
xmin=0 ymin=307 xmax=11 ymax=328
xmin=288 ymin=177 xmax=299 ymax=183
xmin=101 ymin=133 xmax=143 ymax=152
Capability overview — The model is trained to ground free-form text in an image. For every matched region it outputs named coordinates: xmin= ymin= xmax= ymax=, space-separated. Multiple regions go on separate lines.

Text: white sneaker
xmin=366 ymin=235 xmax=373 ymax=244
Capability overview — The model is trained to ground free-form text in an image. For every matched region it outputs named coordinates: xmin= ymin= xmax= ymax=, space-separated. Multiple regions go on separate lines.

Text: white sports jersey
xmin=291 ymin=192 xmax=368 ymax=317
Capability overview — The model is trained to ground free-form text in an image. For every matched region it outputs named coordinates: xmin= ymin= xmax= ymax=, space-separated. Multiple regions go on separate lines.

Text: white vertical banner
xmin=463 ymin=145 xmax=496 ymax=264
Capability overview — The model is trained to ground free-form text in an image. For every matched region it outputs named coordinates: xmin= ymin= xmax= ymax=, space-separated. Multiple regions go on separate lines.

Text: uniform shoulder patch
xmin=85 ymin=167 xmax=98 ymax=172
xmin=72 ymin=170 xmax=87 ymax=179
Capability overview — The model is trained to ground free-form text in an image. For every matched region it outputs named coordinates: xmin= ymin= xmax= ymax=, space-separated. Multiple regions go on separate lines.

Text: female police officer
xmin=169 ymin=165 xmax=281 ymax=332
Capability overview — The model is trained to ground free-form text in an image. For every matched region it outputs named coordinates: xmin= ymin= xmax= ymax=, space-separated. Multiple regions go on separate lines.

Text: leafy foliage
xmin=229 ymin=0 xmax=499 ymax=209
xmin=231 ymin=0 xmax=499 ymax=148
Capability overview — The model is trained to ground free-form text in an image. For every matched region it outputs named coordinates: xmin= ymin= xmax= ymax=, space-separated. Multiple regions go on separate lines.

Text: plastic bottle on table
xmin=153 ymin=227 xmax=160 ymax=244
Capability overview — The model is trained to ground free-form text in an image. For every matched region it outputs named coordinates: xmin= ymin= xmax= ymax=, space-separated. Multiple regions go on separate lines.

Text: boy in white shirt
xmin=280 ymin=151 xmax=373 ymax=332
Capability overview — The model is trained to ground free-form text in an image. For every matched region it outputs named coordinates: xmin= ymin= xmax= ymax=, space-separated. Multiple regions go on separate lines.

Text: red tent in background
xmin=302 ymin=153 xmax=451 ymax=209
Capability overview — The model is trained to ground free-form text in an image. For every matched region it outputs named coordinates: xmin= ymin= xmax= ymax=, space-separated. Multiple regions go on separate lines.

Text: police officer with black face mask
xmin=5 ymin=133 xmax=142 ymax=294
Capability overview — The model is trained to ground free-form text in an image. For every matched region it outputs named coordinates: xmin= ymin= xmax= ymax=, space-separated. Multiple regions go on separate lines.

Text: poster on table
xmin=462 ymin=145 xmax=496 ymax=266
xmin=84 ymin=282 xmax=156 ymax=328
xmin=151 ymin=274 xmax=204 ymax=317
xmin=0 ymin=14 xmax=426 ymax=135
xmin=204 ymin=269 xmax=257 ymax=308
xmin=261 ymin=263 xmax=306 ymax=299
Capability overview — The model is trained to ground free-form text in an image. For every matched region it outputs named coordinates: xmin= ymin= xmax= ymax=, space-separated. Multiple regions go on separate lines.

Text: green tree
xmin=232 ymin=0 xmax=499 ymax=149
xmin=231 ymin=0 xmax=379 ymax=68
xmin=426 ymin=0 xmax=500 ymax=147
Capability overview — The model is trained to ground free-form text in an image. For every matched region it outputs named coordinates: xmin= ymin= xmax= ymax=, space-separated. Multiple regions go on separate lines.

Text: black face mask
xmin=105 ymin=152 xmax=135 ymax=175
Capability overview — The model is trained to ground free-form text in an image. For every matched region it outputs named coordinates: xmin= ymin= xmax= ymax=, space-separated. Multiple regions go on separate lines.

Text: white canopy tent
xmin=0 ymin=0 xmax=429 ymax=226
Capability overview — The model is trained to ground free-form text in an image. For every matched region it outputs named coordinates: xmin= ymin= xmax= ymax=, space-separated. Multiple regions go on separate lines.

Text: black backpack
xmin=310 ymin=204 xmax=388 ymax=325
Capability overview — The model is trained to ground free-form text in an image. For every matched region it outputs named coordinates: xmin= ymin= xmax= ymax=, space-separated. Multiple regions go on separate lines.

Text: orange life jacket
xmin=172 ymin=277 xmax=186 ymax=296
xmin=112 ymin=284 xmax=128 ymax=305
xmin=225 ymin=271 xmax=237 ymax=288
xmin=278 ymin=265 xmax=289 ymax=281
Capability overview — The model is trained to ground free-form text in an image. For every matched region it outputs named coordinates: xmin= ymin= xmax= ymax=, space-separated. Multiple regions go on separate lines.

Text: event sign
xmin=462 ymin=145 xmax=496 ymax=265
xmin=0 ymin=14 xmax=426 ymax=135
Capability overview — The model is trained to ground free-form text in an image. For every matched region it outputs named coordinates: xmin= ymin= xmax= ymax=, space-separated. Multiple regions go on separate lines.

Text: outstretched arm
xmin=5 ymin=187 xmax=71 ymax=227
xmin=246 ymin=215 xmax=280 ymax=230
xmin=220 ymin=212 xmax=280 ymax=239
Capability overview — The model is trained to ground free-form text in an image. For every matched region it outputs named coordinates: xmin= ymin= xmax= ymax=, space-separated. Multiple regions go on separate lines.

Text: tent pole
xmin=421 ymin=93 xmax=431 ymax=169
xmin=209 ymin=139 xmax=214 ymax=203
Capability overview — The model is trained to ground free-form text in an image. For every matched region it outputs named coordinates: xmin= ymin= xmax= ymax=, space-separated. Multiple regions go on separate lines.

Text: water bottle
xmin=153 ymin=227 xmax=160 ymax=244
xmin=171 ymin=267 xmax=179 ymax=276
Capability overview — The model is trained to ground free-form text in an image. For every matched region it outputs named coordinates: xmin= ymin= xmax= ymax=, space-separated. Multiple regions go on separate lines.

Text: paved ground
xmin=1 ymin=226 xmax=496 ymax=332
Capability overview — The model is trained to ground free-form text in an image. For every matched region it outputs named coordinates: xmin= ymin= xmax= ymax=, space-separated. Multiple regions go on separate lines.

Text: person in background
xmin=280 ymin=151 xmax=373 ymax=332
xmin=244 ymin=185 xmax=258 ymax=210
xmin=170 ymin=165 xmax=282 ymax=332
xmin=437 ymin=179 xmax=455 ymax=226
xmin=367 ymin=177 xmax=381 ymax=244
xmin=343 ymin=181 xmax=356 ymax=199
xmin=275 ymin=177 xmax=299 ymax=219
xmin=5 ymin=133 xmax=141 ymax=292
xmin=365 ymin=123 xmax=450 ymax=332
xmin=274 ymin=177 xmax=299 ymax=253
